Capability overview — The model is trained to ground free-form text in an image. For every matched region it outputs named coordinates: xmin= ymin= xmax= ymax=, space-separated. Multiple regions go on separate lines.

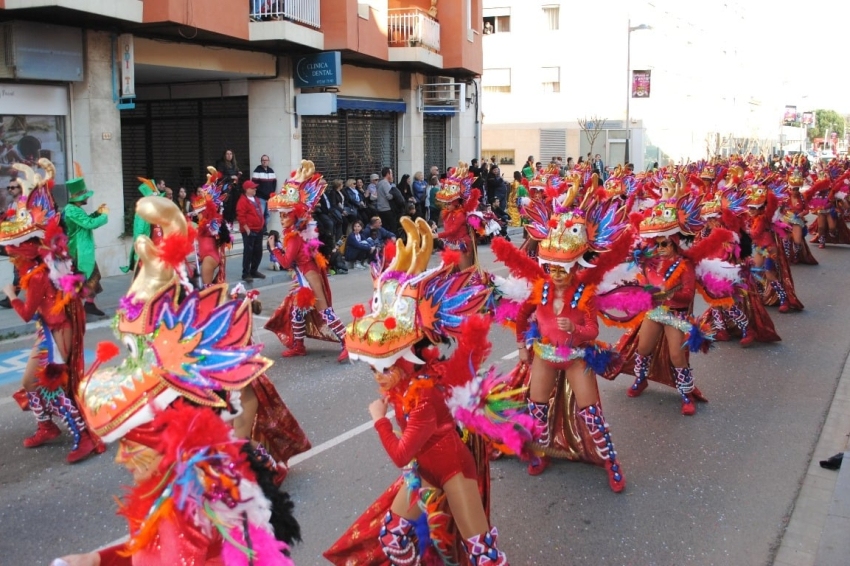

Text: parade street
xmin=1 ymin=242 xmax=848 ymax=566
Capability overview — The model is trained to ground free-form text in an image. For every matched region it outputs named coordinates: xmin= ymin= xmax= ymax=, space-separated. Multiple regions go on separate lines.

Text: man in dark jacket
xmin=486 ymin=166 xmax=508 ymax=206
xmin=251 ymin=155 xmax=277 ymax=200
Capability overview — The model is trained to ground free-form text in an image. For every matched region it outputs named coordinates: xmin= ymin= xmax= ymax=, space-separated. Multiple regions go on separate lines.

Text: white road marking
xmin=288 ymin=410 xmax=395 ymax=466
xmin=501 ymin=350 xmax=519 ymax=360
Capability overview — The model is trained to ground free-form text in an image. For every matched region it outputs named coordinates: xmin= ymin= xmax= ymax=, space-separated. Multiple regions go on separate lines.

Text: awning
xmin=423 ymin=106 xmax=456 ymax=116
xmin=336 ymin=97 xmax=406 ymax=113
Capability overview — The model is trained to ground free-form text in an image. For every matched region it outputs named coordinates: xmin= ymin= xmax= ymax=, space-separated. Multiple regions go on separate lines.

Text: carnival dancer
xmin=324 ymin=217 xmax=520 ymax=565
xmin=806 ymin=167 xmax=850 ymax=248
xmin=53 ymin=196 xmax=300 ymax=566
xmin=743 ymin=176 xmax=805 ymax=312
xmin=492 ymin=172 xmax=638 ymax=491
xmin=62 ymin=172 xmax=109 ymax=316
xmin=697 ymin=188 xmax=781 ymax=347
xmin=191 ymin=166 xmax=231 ymax=286
xmin=782 ymin=156 xmax=818 ymax=264
xmin=229 ymin=284 xmax=312 ymax=486
xmin=1 ymin=160 xmax=102 ymax=463
xmin=120 ymin=178 xmax=167 ymax=275
xmin=436 ymin=161 xmax=500 ymax=271
xmin=264 ymin=160 xmax=349 ymax=362
xmin=610 ymin=177 xmax=715 ymax=416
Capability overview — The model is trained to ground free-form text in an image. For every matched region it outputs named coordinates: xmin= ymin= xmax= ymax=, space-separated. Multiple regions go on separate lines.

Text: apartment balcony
xmin=249 ymin=0 xmax=323 ymax=50
xmin=2 ymin=0 xmax=143 ymax=23
xmin=387 ymin=8 xmax=442 ymax=69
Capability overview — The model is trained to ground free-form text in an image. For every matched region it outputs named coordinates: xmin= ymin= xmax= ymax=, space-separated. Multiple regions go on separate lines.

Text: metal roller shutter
xmin=423 ymin=115 xmax=446 ymax=175
xmin=119 ymin=97 xmax=249 ymax=233
xmin=301 ymin=115 xmax=345 ymax=181
xmin=302 ymin=110 xmax=397 ymax=182
xmin=540 ymin=128 xmax=566 ymax=163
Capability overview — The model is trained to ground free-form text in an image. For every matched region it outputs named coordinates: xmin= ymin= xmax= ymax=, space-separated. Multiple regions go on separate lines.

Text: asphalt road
xmin=0 ymin=242 xmax=847 ymax=566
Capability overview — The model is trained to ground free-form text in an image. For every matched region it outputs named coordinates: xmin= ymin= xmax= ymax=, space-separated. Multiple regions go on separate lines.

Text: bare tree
xmin=578 ymin=115 xmax=607 ymax=157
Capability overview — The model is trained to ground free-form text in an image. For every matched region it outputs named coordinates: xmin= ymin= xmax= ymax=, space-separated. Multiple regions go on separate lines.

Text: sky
xmin=629 ymin=0 xmax=850 ymax=115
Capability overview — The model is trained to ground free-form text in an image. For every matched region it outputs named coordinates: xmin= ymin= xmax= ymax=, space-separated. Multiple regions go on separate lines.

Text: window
xmin=483 ymin=150 xmax=515 ymax=166
xmin=483 ymin=7 xmax=510 ymax=34
xmin=541 ymin=66 xmax=560 ymax=93
xmin=543 ymin=6 xmax=559 ymax=30
xmin=482 ymin=68 xmax=511 ymax=94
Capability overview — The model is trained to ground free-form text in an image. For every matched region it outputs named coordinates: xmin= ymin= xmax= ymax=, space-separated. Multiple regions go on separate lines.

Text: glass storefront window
xmin=0 ymin=114 xmax=68 ymax=208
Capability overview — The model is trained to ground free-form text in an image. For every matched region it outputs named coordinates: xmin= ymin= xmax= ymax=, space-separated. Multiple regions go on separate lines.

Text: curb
xmin=773 ymin=348 xmax=850 ymax=566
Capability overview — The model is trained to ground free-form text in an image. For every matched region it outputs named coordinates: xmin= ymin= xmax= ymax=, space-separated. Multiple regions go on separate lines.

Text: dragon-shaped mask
xmin=345 ymin=217 xmax=490 ymax=372
xmin=436 ymin=161 xmax=473 ymax=204
xmin=523 ymin=175 xmax=626 ymax=268
xmin=0 ymin=159 xmax=57 ymax=246
xmin=268 ymin=159 xmax=326 ymax=215
xmin=79 ymin=198 xmax=272 ymax=443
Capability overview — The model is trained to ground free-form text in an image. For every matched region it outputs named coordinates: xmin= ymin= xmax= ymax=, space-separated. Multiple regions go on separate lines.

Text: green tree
xmin=808 ymin=109 xmax=845 ymax=142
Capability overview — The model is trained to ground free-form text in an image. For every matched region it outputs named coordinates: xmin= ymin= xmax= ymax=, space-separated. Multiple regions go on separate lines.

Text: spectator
xmin=313 ymin=183 xmax=337 ymax=244
xmin=522 ymin=155 xmax=535 ymax=180
xmin=344 ymin=220 xmax=376 ymax=268
xmin=376 ymin=167 xmax=397 ymax=234
xmin=491 ymin=196 xmax=511 ymax=240
xmin=427 ymin=175 xmax=441 ymax=225
xmin=235 ymin=180 xmax=267 ymax=282
xmin=483 ymin=20 xmax=493 ymax=34
xmin=367 ymin=216 xmax=397 ymax=250
xmin=157 ymin=179 xmax=173 ymax=200
xmin=490 ymin=156 xmax=498 ymax=168
xmin=486 ymin=166 xmax=508 ymax=206
xmin=216 ymin=149 xmax=242 ymax=184
xmin=267 ymin=229 xmax=282 ymax=271
xmin=412 ymin=171 xmax=428 ymax=217
xmin=0 ymin=178 xmax=22 ymax=309
xmin=429 ymin=165 xmax=440 ymax=181
xmin=593 ymin=153 xmax=606 ymax=180
xmin=344 ymin=178 xmax=369 ymax=226
xmin=331 ymin=179 xmax=353 ymax=241
xmin=366 ymin=173 xmax=380 ymax=214
xmin=251 ymin=154 xmax=277 ymax=200
xmin=397 ymin=174 xmax=415 ymax=206
xmin=566 ymin=157 xmax=574 ymax=170
xmin=173 ymin=186 xmax=191 ymax=214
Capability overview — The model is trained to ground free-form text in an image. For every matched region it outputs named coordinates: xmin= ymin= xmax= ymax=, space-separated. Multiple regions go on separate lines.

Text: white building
xmin=480 ymin=0 xmax=782 ymax=173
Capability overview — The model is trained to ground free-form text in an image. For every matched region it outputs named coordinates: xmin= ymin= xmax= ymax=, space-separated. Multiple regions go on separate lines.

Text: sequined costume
xmin=57 ymin=196 xmax=300 ymax=566
xmin=325 ymin=217 xmax=515 ymax=565
xmin=263 ymin=160 xmax=348 ymax=362
xmin=2 ymin=160 xmax=103 ymax=464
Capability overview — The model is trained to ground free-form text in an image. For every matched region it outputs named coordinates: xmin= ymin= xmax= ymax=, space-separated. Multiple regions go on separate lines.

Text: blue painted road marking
xmin=0 ymin=349 xmax=96 ymax=386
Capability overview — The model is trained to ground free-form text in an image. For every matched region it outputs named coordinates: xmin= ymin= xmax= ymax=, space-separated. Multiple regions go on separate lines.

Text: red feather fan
xmin=463 ymin=188 xmax=482 ymax=214
xmin=440 ymin=248 xmax=461 ymax=268
xmin=294 ymin=286 xmax=316 ymax=309
xmin=577 ymin=228 xmax=634 ymax=287
xmin=491 ymin=237 xmax=546 ymax=282
xmin=436 ymin=315 xmax=492 ymax=390
xmin=159 ymin=225 xmax=198 ymax=269
xmin=682 ymin=227 xmax=733 ymax=263
xmin=628 ymin=211 xmax=645 ymax=230
xmin=721 ymin=207 xmax=743 ymax=234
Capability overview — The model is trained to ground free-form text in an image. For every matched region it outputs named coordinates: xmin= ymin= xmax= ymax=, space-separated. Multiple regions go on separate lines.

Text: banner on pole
xmin=632 ymin=70 xmax=651 ymax=98
xmin=801 ymin=111 xmax=814 ymax=126
xmin=783 ymin=105 xmax=797 ymax=124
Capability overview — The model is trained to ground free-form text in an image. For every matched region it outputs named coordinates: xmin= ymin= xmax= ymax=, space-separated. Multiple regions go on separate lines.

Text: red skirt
xmin=264 ymin=291 xmax=340 ymax=348
xmin=250 ymin=374 xmax=311 ymax=465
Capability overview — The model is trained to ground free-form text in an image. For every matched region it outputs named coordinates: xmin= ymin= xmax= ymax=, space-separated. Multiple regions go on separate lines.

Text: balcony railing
xmin=249 ymin=0 xmax=320 ymax=29
xmin=388 ymin=8 xmax=440 ymax=53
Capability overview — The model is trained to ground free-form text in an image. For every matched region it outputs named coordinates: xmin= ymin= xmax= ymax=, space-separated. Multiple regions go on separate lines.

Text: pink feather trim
xmin=700 ymin=273 xmax=735 ymax=298
xmin=59 ymin=273 xmax=84 ymax=294
xmin=594 ymin=288 xmax=654 ymax=318
xmin=494 ymin=300 xmax=521 ymax=325
xmin=454 ymin=407 xmax=535 ymax=458
xmin=222 ymin=525 xmax=293 ymax=566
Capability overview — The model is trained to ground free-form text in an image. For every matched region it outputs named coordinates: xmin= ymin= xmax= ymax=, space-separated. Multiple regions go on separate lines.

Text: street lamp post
xmin=625 ymin=19 xmax=651 ymax=166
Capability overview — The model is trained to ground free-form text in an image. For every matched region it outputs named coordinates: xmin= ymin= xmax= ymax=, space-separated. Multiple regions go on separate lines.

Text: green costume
xmin=63 ymin=178 xmax=108 ymax=279
xmin=521 ymin=163 xmax=534 ymax=181
xmin=120 ymin=179 xmax=160 ymax=273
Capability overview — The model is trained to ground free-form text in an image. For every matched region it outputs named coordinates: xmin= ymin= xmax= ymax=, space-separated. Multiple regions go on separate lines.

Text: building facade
xmin=479 ymin=0 xmax=782 ymax=176
xmin=0 ymin=0 xmax=483 ymax=281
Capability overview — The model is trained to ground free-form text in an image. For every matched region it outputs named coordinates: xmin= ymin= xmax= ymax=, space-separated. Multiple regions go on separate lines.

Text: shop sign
xmin=294 ymin=52 xmax=342 ymax=88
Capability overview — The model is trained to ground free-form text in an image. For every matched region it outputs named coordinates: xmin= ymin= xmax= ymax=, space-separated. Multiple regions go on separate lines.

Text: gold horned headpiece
xmin=345 ymin=217 xmax=490 ymax=372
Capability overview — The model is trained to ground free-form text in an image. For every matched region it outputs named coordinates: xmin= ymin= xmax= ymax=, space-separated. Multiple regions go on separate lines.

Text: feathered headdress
xmin=436 ymin=161 xmax=474 ymax=204
xmin=0 ymin=159 xmax=58 ymax=246
xmin=268 ymin=160 xmax=326 ymax=222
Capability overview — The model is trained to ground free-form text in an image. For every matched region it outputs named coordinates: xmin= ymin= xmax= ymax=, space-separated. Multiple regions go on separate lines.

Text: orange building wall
xmin=322 ymin=0 xmax=387 ymax=61
xmin=438 ymin=0 xmax=482 ymax=74
xmin=388 ymin=0 xmax=431 ymax=10
xmin=144 ymin=0 xmax=248 ymax=40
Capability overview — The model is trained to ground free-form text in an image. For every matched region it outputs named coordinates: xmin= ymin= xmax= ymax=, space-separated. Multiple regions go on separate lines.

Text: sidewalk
xmin=774 ymin=349 xmax=850 ymax=566
xmin=0 ymin=243 xmax=295 ymax=338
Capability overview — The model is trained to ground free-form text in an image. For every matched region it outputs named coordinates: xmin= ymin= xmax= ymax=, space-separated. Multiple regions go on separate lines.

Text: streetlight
xmin=625 ymin=19 xmax=652 ymax=166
